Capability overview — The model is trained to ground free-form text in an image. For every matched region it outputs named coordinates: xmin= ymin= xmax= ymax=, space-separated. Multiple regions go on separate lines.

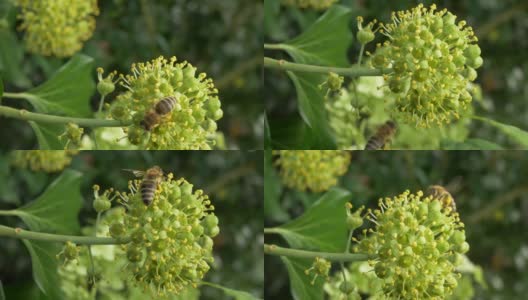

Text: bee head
xmin=148 ymin=165 xmax=164 ymax=177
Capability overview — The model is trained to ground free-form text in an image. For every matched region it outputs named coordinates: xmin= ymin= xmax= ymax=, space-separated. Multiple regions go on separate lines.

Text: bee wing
xmin=122 ymin=169 xmax=145 ymax=177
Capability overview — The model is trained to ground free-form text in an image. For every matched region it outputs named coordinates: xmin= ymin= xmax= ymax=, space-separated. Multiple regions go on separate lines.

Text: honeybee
xmin=140 ymin=96 xmax=178 ymax=131
xmin=364 ymin=121 xmax=397 ymax=150
xmin=426 ymin=185 xmax=456 ymax=212
xmin=123 ymin=166 xmax=164 ymax=206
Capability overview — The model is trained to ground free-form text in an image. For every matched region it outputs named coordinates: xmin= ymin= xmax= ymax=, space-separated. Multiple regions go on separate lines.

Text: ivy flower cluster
xmin=15 ymin=0 xmax=99 ymax=57
xmin=10 ymin=150 xmax=78 ymax=173
xmin=107 ymin=56 xmax=222 ymax=150
xmin=369 ymin=4 xmax=482 ymax=127
xmin=353 ymin=190 xmax=469 ymax=299
xmin=274 ymin=150 xmax=351 ymax=192
xmin=281 ymin=0 xmax=337 ymax=10
xmin=106 ymin=174 xmax=218 ymax=296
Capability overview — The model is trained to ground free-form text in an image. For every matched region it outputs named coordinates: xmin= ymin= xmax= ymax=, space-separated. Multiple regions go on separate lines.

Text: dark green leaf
xmin=1 ymin=281 xmax=41 ymax=300
xmin=269 ymin=115 xmax=311 ymax=149
xmin=22 ymin=240 xmax=63 ymax=300
xmin=264 ymin=150 xmax=288 ymax=222
xmin=441 ymin=138 xmax=503 ymax=150
xmin=473 ymin=116 xmax=528 ymax=148
xmin=13 ymin=169 xmax=83 ymax=234
xmin=281 ymin=257 xmax=323 ymax=300
xmin=29 ymin=122 xmax=67 ymax=150
xmin=264 ymin=113 xmax=271 ymax=150
xmin=283 ymin=5 xmax=353 ymax=66
xmin=23 ymin=54 xmax=95 ymax=149
xmin=0 ymin=30 xmax=31 ymax=88
xmin=204 ymin=282 xmax=261 ymax=300
xmin=0 ymin=280 xmax=5 ymax=300
xmin=277 ymin=187 xmax=351 ymax=252
xmin=27 ymin=54 xmax=95 ymax=117
xmin=287 ymin=71 xmax=336 ymax=149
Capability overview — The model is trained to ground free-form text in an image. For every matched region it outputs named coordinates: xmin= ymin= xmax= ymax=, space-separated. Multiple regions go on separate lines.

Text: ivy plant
xmin=264 ymin=1 xmax=528 ymax=149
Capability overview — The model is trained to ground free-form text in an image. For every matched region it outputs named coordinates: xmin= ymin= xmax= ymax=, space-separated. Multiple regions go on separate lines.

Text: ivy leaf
xmin=283 ymin=5 xmax=353 ymax=66
xmin=29 ymin=122 xmax=66 ymax=150
xmin=281 ymin=257 xmax=323 ymax=300
xmin=269 ymin=116 xmax=311 ymax=149
xmin=473 ymin=116 xmax=528 ymax=148
xmin=12 ymin=169 xmax=83 ymax=235
xmin=203 ymin=282 xmax=261 ymax=300
xmin=0 ymin=30 xmax=32 ymax=88
xmin=287 ymin=71 xmax=336 ymax=148
xmin=21 ymin=240 xmax=63 ymax=300
xmin=24 ymin=54 xmax=95 ymax=149
xmin=441 ymin=138 xmax=503 ymax=150
xmin=275 ymin=187 xmax=351 ymax=252
xmin=26 ymin=54 xmax=94 ymax=117
xmin=264 ymin=150 xmax=288 ymax=222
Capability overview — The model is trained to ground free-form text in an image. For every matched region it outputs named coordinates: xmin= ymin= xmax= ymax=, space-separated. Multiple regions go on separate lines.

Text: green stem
xmin=264 ymin=57 xmax=391 ymax=78
xmin=97 ymin=95 xmax=106 ymax=114
xmin=264 ymin=227 xmax=281 ymax=234
xmin=2 ymin=92 xmax=34 ymax=100
xmin=358 ymin=44 xmax=365 ymax=66
xmin=264 ymin=244 xmax=372 ymax=262
xmin=0 ymin=105 xmax=131 ymax=127
xmin=0 ymin=210 xmax=15 ymax=216
xmin=87 ymin=245 xmax=96 ymax=288
xmin=0 ymin=224 xmax=129 ymax=245
xmin=264 ymin=43 xmax=290 ymax=51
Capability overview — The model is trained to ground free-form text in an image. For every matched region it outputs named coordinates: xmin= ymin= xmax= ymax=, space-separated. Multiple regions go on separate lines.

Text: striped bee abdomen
xmin=140 ymin=179 xmax=158 ymax=205
xmin=365 ymin=121 xmax=397 ymax=150
xmin=155 ymin=96 xmax=178 ymax=115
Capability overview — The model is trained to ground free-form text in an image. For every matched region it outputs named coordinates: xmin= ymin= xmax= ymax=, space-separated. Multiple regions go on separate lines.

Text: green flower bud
xmin=59 ymin=123 xmax=84 ymax=149
xmin=15 ymin=0 xmax=99 ymax=57
xmin=109 ymin=222 xmax=126 ymax=239
xmin=345 ymin=203 xmax=364 ymax=230
xmin=93 ymin=196 xmax=111 ymax=213
xmin=305 ymin=257 xmax=331 ymax=285
xmin=274 ymin=150 xmax=351 ymax=192
xmin=56 ymin=241 xmax=80 ymax=264
xmin=357 ymin=29 xmax=375 ymax=44
xmin=339 ymin=281 xmax=356 ymax=294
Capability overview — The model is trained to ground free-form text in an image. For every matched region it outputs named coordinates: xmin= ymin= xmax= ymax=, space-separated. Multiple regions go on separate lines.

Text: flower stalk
xmin=264 ymin=244 xmax=372 ymax=262
xmin=264 ymin=57 xmax=391 ymax=78
xmin=0 ymin=224 xmax=129 ymax=245
xmin=0 ymin=105 xmax=130 ymax=127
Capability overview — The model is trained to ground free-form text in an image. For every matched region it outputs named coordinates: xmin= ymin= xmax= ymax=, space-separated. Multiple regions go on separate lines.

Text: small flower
xmin=274 ymin=150 xmax=351 ymax=193
xmin=106 ymin=56 xmax=222 ymax=150
xmin=319 ymin=72 xmax=344 ymax=95
xmin=305 ymin=257 xmax=331 ymax=285
xmin=356 ymin=16 xmax=377 ymax=45
xmin=281 ymin=0 xmax=338 ymax=10
xmin=92 ymin=185 xmax=115 ymax=213
xmin=108 ymin=174 xmax=217 ymax=295
xmin=10 ymin=150 xmax=78 ymax=173
xmin=15 ymin=0 xmax=99 ymax=57
xmin=57 ymin=241 xmax=81 ymax=264
xmin=369 ymin=4 xmax=482 ymax=128
xmin=345 ymin=203 xmax=364 ymax=231
xmin=96 ymin=68 xmax=118 ymax=97
xmin=59 ymin=123 xmax=84 ymax=149
xmin=353 ymin=190 xmax=469 ymax=299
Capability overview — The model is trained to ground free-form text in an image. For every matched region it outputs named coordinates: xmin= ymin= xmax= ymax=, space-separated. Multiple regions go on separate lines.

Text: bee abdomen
xmin=140 ymin=179 xmax=157 ymax=205
xmin=155 ymin=96 xmax=178 ymax=115
xmin=365 ymin=138 xmax=385 ymax=150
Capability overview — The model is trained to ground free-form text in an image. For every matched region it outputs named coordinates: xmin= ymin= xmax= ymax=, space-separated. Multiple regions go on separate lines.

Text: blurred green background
xmin=265 ymin=151 xmax=528 ymax=299
xmin=0 ymin=150 xmax=263 ymax=299
xmin=0 ymin=0 xmax=263 ymax=150
xmin=265 ymin=0 xmax=528 ymax=149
